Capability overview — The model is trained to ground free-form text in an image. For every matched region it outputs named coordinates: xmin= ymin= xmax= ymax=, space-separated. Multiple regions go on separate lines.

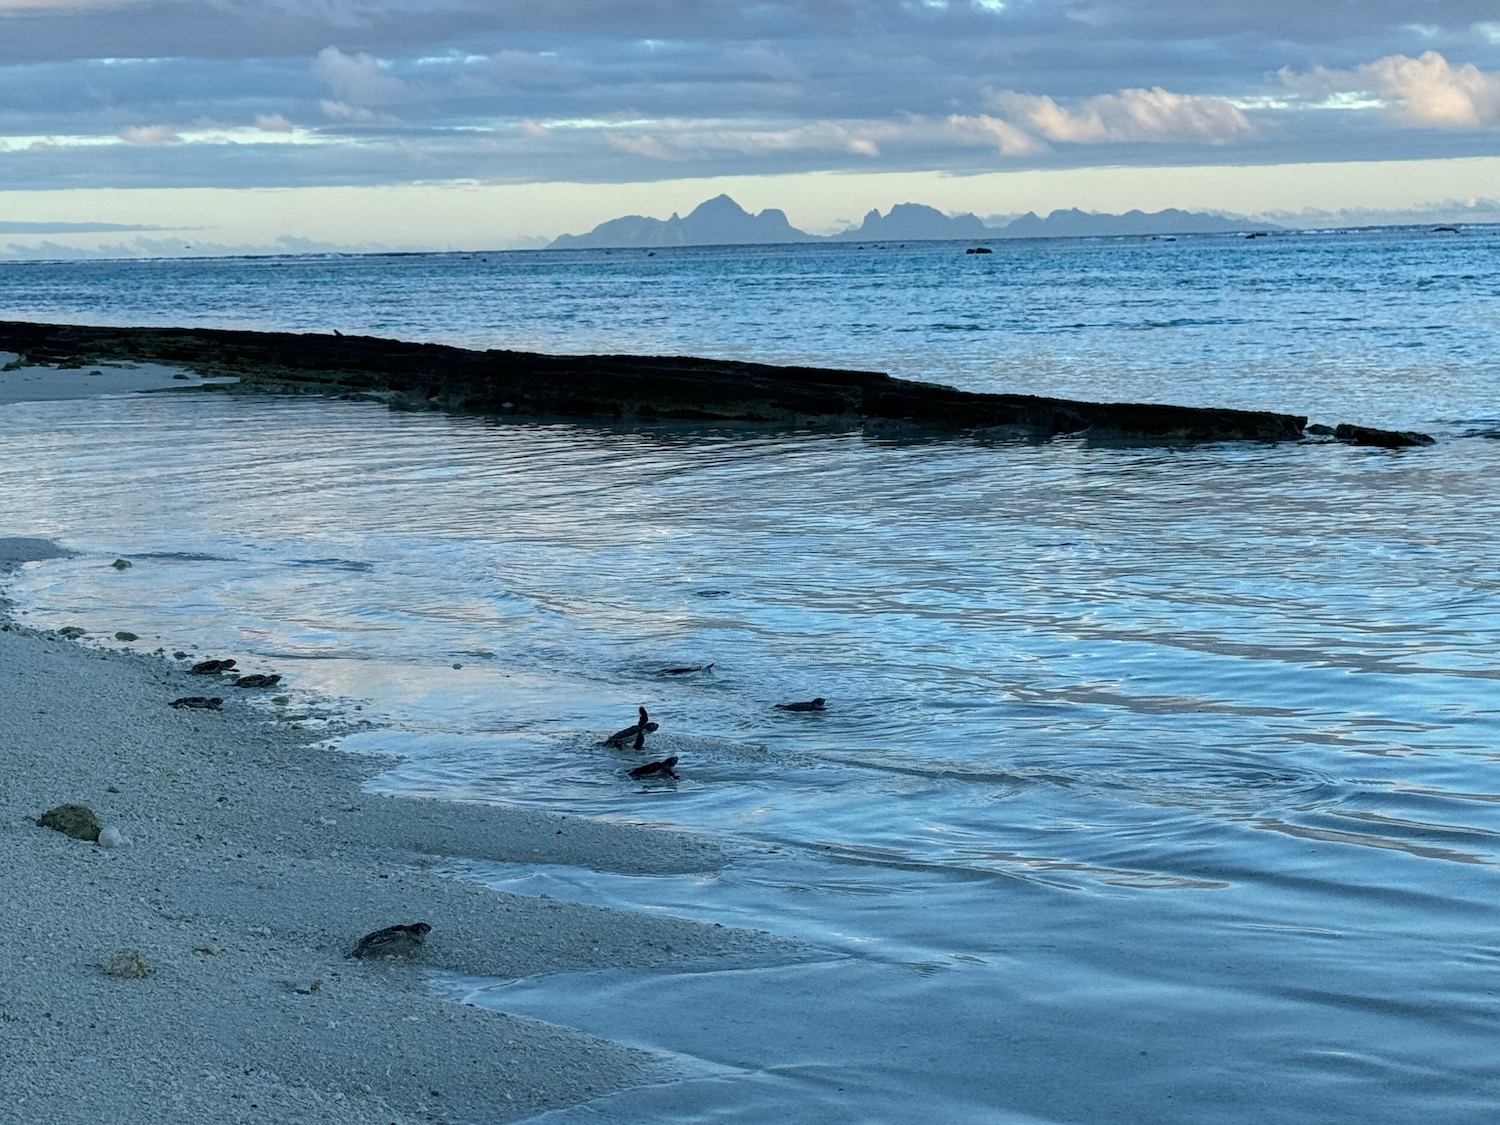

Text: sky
xmin=2 ymin=0 xmax=1500 ymax=256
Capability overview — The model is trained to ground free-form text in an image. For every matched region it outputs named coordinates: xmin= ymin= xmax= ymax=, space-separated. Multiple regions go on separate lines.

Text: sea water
xmin=2 ymin=228 xmax=1500 ymax=1122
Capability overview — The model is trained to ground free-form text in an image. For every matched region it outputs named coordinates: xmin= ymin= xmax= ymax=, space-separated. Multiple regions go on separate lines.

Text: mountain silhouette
xmin=548 ymin=194 xmax=812 ymax=249
xmin=547 ymin=195 xmax=1267 ymax=249
xmin=831 ymin=203 xmax=988 ymax=241
xmin=1000 ymin=208 xmax=1263 ymax=237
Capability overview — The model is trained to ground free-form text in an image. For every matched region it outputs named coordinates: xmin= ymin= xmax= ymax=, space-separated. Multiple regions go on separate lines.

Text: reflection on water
xmin=3 ymin=389 xmax=1500 ymax=1121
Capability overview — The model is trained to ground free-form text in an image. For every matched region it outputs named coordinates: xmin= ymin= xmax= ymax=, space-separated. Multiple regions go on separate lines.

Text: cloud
xmin=1280 ymin=52 xmax=1500 ymax=127
xmin=603 ymin=119 xmax=890 ymax=161
xmin=255 ymin=113 xmax=294 ymax=133
xmin=313 ymin=46 xmax=407 ymax=107
xmin=118 ymin=123 xmax=180 ymax=145
xmin=986 ymin=87 xmax=1256 ymax=144
xmin=944 ymin=114 xmax=1047 ymax=155
xmin=0 ymin=220 xmax=165 ymax=232
xmin=1360 ymin=51 xmax=1500 ymax=127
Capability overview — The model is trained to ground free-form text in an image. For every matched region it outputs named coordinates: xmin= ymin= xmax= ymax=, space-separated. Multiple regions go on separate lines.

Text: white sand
xmin=0 ymin=351 xmax=228 ymax=403
xmin=1 ymin=538 xmax=801 ymax=1124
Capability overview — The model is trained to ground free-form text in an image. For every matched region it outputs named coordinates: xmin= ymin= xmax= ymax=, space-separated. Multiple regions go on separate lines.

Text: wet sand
xmin=1 ymin=536 xmax=801 ymax=1123
xmin=0 ymin=350 xmax=224 ymax=403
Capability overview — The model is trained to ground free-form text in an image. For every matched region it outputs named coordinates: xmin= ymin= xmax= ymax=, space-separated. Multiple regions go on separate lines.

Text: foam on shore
xmin=1 ymin=536 xmax=802 ymax=1123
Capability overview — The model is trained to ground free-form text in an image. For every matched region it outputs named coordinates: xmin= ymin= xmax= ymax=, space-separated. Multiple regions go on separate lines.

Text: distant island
xmin=547 ymin=194 xmax=1272 ymax=250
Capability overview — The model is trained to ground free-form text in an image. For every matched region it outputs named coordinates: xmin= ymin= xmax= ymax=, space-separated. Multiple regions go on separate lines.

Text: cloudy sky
xmin=3 ymin=0 xmax=1500 ymax=254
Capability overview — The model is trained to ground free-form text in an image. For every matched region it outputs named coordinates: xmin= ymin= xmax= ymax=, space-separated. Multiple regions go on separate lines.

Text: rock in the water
xmin=102 ymin=949 xmax=152 ymax=979
xmin=57 ymin=626 xmax=86 ymax=639
xmin=114 ymin=631 xmax=139 ymax=642
xmin=1333 ymin=424 xmax=1435 ymax=448
xmin=1305 ymin=423 xmax=1335 ymax=436
xmin=169 ymin=695 xmax=223 ymax=710
xmin=0 ymin=320 xmax=1313 ymax=444
xmin=37 ymin=803 xmax=101 ymax=841
xmin=350 ymin=922 xmax=432 ymax=959
xmin=110 ymin=558 xmax=132 ymax=570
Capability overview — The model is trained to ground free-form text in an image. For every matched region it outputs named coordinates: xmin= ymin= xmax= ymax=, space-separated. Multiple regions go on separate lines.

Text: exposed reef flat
xmin=0 ymin=320 xmax=1430 ymax=446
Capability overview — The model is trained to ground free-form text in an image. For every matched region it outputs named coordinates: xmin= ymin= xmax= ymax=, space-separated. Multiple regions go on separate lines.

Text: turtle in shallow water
xmin=659 ymin=662 xmax=714 ymax=676
xmin=629 ymin=756 xmax=679 ymax=780
xmin=190 ymin=658 xmax=236 ymax=675
xmin=775 ymin=697 xmax=826 ymax=712
xmin=232 ymin=673 xmax=282 ymax=689
xmin=350 ymin=921 xmax=432 ymax=959
xmin=169 ymin=695 xmax=222 ymax=710
xmin=605 ymin=706 xmax=659 ymax=748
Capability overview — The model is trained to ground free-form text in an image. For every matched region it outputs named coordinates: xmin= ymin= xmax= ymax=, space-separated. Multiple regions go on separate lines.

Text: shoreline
xmin=2 ymin=537 xmax=803 ymax=1124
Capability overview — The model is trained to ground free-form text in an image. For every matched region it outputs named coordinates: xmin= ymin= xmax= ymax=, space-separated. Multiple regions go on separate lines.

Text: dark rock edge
xmin=0 ymin=320 xmax=1432 ymax=447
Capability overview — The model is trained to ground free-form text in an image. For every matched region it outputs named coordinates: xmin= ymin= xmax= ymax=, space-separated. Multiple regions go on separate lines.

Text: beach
xmin=1 ymin=534 xmax=802 ymax=1124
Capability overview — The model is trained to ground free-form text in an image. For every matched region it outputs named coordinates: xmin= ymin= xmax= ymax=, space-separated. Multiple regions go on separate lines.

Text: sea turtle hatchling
xmin=350 ymin=921 xmax=432 ymax=959
xmin=169 ymin=696 xmax=223 ymax=710
xmin=629 ymin=756 xmax=679 ymax=780
xmin=232 ymin=673 xmax=282 ymax=689
xmin=775 ymin=697 xmax=826 ymax=712
xmin=605 ymin=706 xmax=659 ymax=748
xmin=190 ymin=658 xmax=237 ymax=675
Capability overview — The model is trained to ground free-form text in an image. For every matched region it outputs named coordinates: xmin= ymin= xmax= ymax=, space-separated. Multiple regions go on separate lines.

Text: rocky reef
xmin=0 ymin=320 xmax=1430 ymax=446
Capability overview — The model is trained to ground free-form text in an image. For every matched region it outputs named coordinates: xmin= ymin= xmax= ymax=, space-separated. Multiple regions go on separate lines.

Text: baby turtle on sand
xmin=190 ymin=658 xmax=237 ymax=675
xmin=169 ymin=696 xmax=223 ymax=710
xmin=350 ymin=921 xmax=432 ymax=959
xmin=659 ymin=662 xmax=714 ymax=675
xmin=775 ymin=697 xmax=826 ymax=712
xmin=605 ymin=706 xmax=659 ymax=748
xmin=232 ymin=673 xmax=282 ymax=689
xmin=629 ymin=756 xmax=679 ymax=780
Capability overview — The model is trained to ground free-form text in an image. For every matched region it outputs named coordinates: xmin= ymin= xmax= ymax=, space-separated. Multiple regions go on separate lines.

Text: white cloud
xmin=604 ymin=119 xmax=888 ymax=161
xmin=1280 ymin=52 xmax=1500 ymax=128
xmin=117 ymin=124 xmax=180 ymax=145
xmin=254 ymin=113 xmax=294 ymax=133
xmin=944 ymin=113 xmax=1047 ymax=155
xmin=1361 ymin=51 xmax=1500 ymax=127
xmin=986 ymin=86 xmax=1255 ymax=144
xmin=318 ymin=99 xmax=377 ymax=122
xmin=313 ymin=46 xmax=407 ymax=108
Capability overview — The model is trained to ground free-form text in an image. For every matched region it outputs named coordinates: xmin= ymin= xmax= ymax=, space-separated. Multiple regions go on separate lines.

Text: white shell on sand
xmin=97 ymin=824 xmax=129 ymax=848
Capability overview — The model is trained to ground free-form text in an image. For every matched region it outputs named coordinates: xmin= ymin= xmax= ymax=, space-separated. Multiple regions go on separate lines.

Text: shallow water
xmin=3 ymin=225 xmax=1497 ymax=429
xmin=3 ymin=232 xmax=1500 ymax=1121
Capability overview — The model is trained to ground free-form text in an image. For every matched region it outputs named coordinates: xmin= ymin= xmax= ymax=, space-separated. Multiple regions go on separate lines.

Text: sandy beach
xmin=1 ymin=535 xmax=802 ymax=1124
xmin=0 ymin=350 xmax=230 ymax=402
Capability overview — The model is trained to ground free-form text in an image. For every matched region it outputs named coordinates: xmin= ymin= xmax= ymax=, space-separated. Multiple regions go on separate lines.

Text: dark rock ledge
xmin=0 ymin=321 xmax=1429 ymax=446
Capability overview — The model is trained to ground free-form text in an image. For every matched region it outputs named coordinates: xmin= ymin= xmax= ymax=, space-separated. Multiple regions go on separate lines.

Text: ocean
xmin=2 ymin=227 xmax=1499 ymax=1122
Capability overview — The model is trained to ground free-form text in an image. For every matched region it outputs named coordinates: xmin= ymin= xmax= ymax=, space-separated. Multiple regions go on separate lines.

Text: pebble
xmin=97 ymin=825 xmax=129 ymax=849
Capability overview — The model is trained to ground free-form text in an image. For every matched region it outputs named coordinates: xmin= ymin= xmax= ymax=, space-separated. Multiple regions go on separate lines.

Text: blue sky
xmin=2 ymin=1 xmax=1499 ymax=255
